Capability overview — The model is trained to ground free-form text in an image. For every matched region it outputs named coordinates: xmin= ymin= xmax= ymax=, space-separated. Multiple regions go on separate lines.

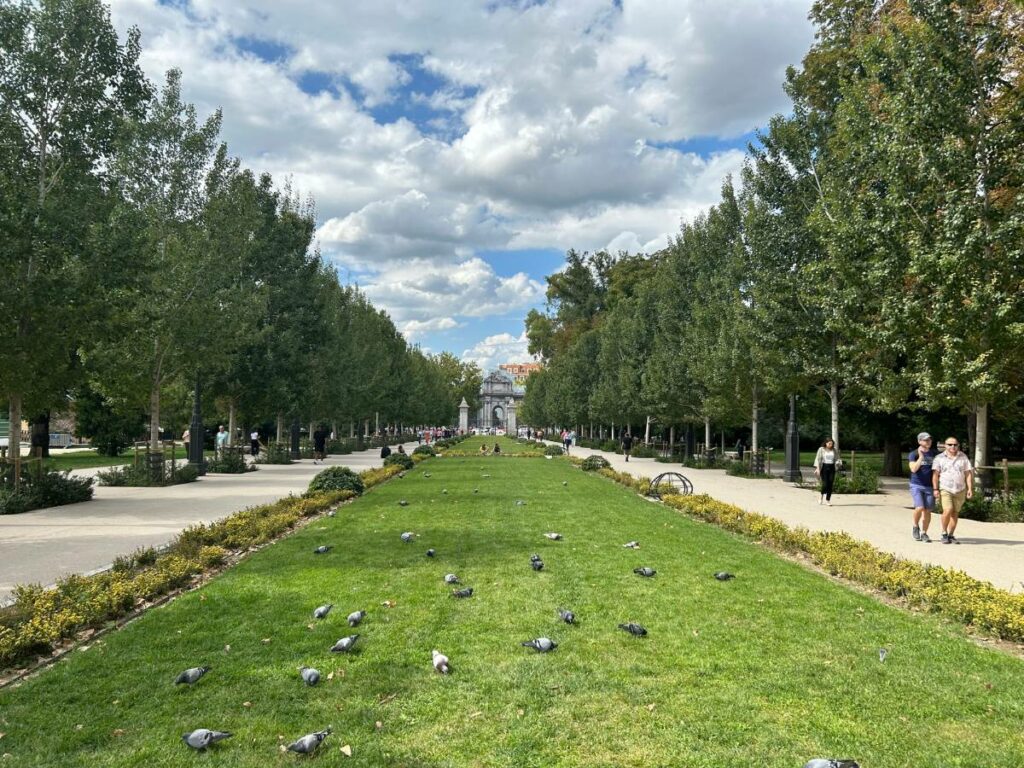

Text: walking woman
xmin=813 ymin=438 xmax=840 ymax=506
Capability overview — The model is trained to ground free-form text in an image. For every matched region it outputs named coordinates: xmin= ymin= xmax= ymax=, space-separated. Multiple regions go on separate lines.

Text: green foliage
xmin=95 ymin=462 xmax=197 ymax=487
xmin=72 ymin=386 xmax=145 ymax=456
xmin=949 ymin=491 xmax=1024 ymax=524
xmin=580 ymin=455 xmax=611 ymax=472
xmin=259 ymin=442 xmax=293 ymax=465
xmin=205 ymin=451 xmax=255 ymax=474
xmin=833 ymin=467 xmax=881 ymax=494
xmin=383 ymin=452 xmax=415 ymax=470
xmin=307 ymin=466 xmax=365 ymax=496
xmin=412 ymin=444 xmax=436 ymax=456
xmin=629 ymin=444 xmax=656 ymax=458
xmin=543 ymin=444 xmax=564 ymax=456
xmin=724 ymin=461 xmax=771 ymax=479
xmin=0 ymin=470 xmax=94 ymax=515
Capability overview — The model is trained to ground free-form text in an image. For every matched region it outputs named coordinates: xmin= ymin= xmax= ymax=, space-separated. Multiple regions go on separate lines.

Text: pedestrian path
xmin=558 ymin=443 xmax=1024 ymax=592
xmin=0 ymin=444 xmax=418 ymax=602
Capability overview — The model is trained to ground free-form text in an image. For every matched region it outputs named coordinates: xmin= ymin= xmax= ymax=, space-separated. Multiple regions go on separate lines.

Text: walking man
xmin=908 ymin=432 xmax=938 ymax=542
xmin=621 ymin=432 xmax=633 ymax=462
xmin=215 ymin=425 xmax=228 ymax=458
xmin=932 ymin=436 xmax=973 ymax=544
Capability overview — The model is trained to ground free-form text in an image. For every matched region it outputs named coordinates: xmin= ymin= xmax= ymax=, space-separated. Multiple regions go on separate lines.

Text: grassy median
xmin=0 ymin=436 xmax=1021 ymax=767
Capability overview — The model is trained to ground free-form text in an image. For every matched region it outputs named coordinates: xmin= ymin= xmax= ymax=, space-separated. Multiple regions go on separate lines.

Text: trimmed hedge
xmin=0 ymin=470 xmax=94 ymax=515
xmin=308 ymin=466 xmax=365 ymax=496
xmin=544 ymin=445 xmax=564 ymax=456
xmin=412 ymin=444 xmax=436 ymax=456
xmin=0 ymin=458 xmax=414 ymax=671
xmin=96 ymin=462 xmax=198 ymax=487
xmin=384 ymin=452 xmax=415 ymax=470
xmin=580 ymin=455 xmax=611 ymax=472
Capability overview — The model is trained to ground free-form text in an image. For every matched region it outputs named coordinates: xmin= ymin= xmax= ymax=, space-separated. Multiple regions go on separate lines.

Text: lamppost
xmin=189 ymin=370 xmax=206 ymax=476
xmin=783 ymin=394 xmax=802 ymax=483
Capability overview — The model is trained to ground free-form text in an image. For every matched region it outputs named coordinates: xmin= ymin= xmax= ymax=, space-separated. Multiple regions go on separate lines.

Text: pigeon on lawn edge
xmin=330 ymin=635 xmax=359 ymax=653
xmin=451 ymin=587 xmax=474 ymax=598
xmin=618 ymin=623 xmax=648 ymax=636
xmin=313 ymin=604 xmax=333 ymax=620
xmin=182 ymin=729 xmax=231 ymax=750
xmin=557 ymin=608 xmax=576 ymax=624
xmin=714 ymin=571 xmax=735 ymax=581
xmin=299 ymin=666 xmax=321 ymax=686
xmin=432 ymin=649 xmax=451 ymax=674
xmin=175 ymin=666 xmax=210 ymax=685
xmin=313 ymin=545 xmax=332 ymax=554
xmin=634 ymin=567 xmax=656 ymax=578
xmin=521 ymin=637 xmax=557 ymax=652
xmin=802 ymin=761 xmax=860 ymax=768
xmin=286 ymin=728 xmax=332 ymax=754
xmin=347 ymin=610 xmax=366 ymax=627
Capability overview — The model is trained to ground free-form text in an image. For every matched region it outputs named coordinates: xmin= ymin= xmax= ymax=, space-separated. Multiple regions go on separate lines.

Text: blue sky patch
xmin=650 ymin=130 xmax=761 ymax=158
xmin=232 ymin=35 xmax=294 ymax=65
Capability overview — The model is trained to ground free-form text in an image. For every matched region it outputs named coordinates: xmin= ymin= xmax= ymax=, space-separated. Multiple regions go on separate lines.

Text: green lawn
xmin=35 ymin=447 xmax=212 ymax=472
xmin=1 ymin=436 xmax=1022 ymax=766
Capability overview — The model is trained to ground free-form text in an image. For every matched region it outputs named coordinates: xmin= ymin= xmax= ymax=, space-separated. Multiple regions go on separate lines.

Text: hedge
xmin=0 ymin=460 xmax=410 ymax=672
xmin=584 ymin=462 xmax=1024 ymax=642
xmin=383 ymin=452 xmax=415 ymax=470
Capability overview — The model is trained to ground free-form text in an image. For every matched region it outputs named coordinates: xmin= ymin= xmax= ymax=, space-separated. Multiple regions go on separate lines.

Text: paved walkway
xmin=558 ymin=443 xmax=1024 ymax=592
xmin=0 ymin=443 xmax=418 ymax=602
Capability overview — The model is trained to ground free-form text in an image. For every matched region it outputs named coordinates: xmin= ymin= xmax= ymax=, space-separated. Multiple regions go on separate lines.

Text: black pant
xmin=251 ymin=440 xmax=259 ymax=456
xmin=820 ymin=463 xmax=836 ymax=500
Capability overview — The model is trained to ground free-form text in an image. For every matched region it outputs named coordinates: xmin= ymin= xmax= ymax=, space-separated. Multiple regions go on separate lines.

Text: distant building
xmin=476 ymin=370 xmax=525 ymax=431
xmin=499 ymin=362 xmax=543 ymax=385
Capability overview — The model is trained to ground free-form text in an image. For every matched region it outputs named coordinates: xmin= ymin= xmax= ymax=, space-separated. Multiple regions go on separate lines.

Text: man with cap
xmin=908 ymin=432 xmax=938 ymax=542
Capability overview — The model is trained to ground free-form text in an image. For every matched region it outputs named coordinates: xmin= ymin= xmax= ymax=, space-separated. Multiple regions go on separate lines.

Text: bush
xmin=544 ymin=444 xmax=564 ymax=456
xmin=725 ymin=461 xmax=771 ymax=479
xmin=953 ymin=491 xmax=1024 ymax=523
xmin=600 ymin=440 xmax=619 ymax=452
xmin=384 ymin=452 xmax=415 ymax=470
xmin=412 ymin=444 xmax=436 ymax=456
xmin=96 ymin=462 xmax=198 ymax=487
xmin=259 ymin=442 xmax=293 ymax=464
xmin=0 ymin=470 xmax=94 ymax=515
xmin=832 ymin=467 xmax=881 ymax=494
xmin=682 ymin=454 xmax=728 ymax=470
xmin=308 ymin=466 xmax=365 ymax=496
xmin=581 ymin=455 xmax=611 ymax=472
xmin=206 ymin=451 xmax=256 ymax=474
xmin=630 ymin=444 xmax=657 ymax=458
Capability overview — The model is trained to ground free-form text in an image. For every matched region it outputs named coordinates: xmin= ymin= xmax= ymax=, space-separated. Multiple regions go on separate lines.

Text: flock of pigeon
xmin=176 ymin=460 xmax=860 ymax=767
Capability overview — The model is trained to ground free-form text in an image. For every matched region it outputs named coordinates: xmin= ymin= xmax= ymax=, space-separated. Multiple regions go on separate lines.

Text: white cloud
xmin=400 ymin=316 xmax=461 ymax=340
xmin=461 ymin=331 xmax=534 ymax=373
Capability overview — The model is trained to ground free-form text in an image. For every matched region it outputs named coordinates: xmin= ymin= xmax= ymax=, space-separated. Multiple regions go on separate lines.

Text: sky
xmin=109 ymin=0 xmax=816 ymax=372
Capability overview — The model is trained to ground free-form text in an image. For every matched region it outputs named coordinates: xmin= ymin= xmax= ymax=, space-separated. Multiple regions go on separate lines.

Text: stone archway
xmin=492 ymin=405 xmax=504 ymax=426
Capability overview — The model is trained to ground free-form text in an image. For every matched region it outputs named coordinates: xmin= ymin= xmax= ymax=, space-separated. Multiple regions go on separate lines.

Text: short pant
xmin=909 ymin=485 xmax=935 ymax=510
xmin=940 ymin=489 xmax=967 ymax=515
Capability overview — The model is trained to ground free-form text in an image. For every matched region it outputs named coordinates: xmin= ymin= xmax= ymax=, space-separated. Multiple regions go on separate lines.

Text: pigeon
xmin=473 ymin=488 xmax=479 ymax=493
xmin=531 ymin=559 xmax=545 ymax=571
xmin=327 ymin=509 xmax=336 ymax=517
xmin=545 ymin=455 xmax=553 ymax=460
xmin=451 ymin=587 xmax=474 ymax=598
xmin=515 ymin=500 xmax=526 ymax=506
xmin=347 ymin=610 xmax=366 ymax=627
xmin=521 ymin=637 xmax=557 ymax=653
xmin=431 ymin=649 xmax=451 ymax=674
xmin=879 ymin=647 xmax=888 ymax=663
xmin=544 ymin=533 xmax=562 ymax=540
xmin=623 ymin=541 xmax=640 ymax=549
xmin=444 ymin=573 xmax=460 ymax=584
xmin=399 ymin=500 xmax=409 ymax=507
xmin=557 ymin=608 xmax=576 ymax=624
xmin=313 ymin=603 xmax=333 ymax=620
xmin=714 ymin=571 xmax=735 ymax=581
xmin=299 ymin=666 xmax=321 ymax=686
xmin=618 ymin=622 xmax=648 ymax=636
xmin=423 ymin=472 xmax=432 ymax=478
xmin=442 ymin=489 xmax=448 ymax=494
xmin=313 ymin=545 xmax=332 ymax=554
xmin=175 ymin=666 xmax=210 ymax=685
xmin=529 ymin=554 xmax=542 ymax=562
xmin=802 ymin=761 xmax=860 ymax=768
xmin=401 ymin=532 xmax=415 ymax=542
xmin=426 ymin=548 xmax=436 ymax=557
xmin=286 ymin=728 xmax=332 ymax=754
xmin=634 ymin=567 xmax=656 ymax=578
xmin=182 ymin=729 xmax=231 ymax=750
xmin=330 ymin=635 xmax=359 ymax=653
xmin=562 ymin=481 xmax=568 ymax=486
xmin=482 ymin=473 xmax=491 ymax=478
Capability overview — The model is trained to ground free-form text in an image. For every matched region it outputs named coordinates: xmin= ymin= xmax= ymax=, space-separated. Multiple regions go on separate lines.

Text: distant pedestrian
xmin=380 ymin=443 xmax=392 ymax=460
xmin=215 ymin=425 xmax=228 ymax=458
xmin=908 ymin=432 xmax=938 ymax=542
xmin=813 ymin=438 xmax=840 ymax=506
xmin=250 ymin=429 xmax=260 ymax=457
xmin=313 ymin=425 xmax=328 ymax=464
xmin=933 ymin=436 xmax=972 ymax=544
xmin=562 ymin=430 xmax=571 ymax=455
xmin=397 ymin=443 xmax=406 ymax=455
xmin=735 ymin=438 xmax=745 ymax=461
xmin=621 ymin=432 xmax=634 ymax=462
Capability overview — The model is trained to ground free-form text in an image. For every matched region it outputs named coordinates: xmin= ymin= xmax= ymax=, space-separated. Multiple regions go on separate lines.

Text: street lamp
xmin=189 ymin=370 xmax=206 ymax=476
xmin=783 ymin=394 xmax=802 ymax=483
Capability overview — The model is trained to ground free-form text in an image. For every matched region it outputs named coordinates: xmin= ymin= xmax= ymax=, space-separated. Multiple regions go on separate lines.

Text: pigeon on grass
xmin=802 ymin=761 xmax=859 ymax=768
xmin=313 ymin=545 xmax=332 ymax=555
xmin=286 ymin=728 xmax=332 ymax=754
xmin=330 ymin=635 xmax=359 ymax=653
xmin=347 ymin=610 xmax=366 ymax=627
xmin=451 ymin=587 xmax=474 ymax=598
xmin=529 ymin=554 xmax=542 ymax=562
xmin=544 ymin=532 xmax=562 ymax=540
xmin=531 ymin=559 xmax=545 ymax=571
xmin=714 ymin=572 xmax=735 ymax=581
xmin=313 ymin=604 xmax=333 ymax=620
xmin=299 ymin=666 xmax=320 ymax=686
xmin=444 ymin=573 xmax=460 ymax=584
xmin=634 ymin=567 xmax=656 ymax=578
xmin=426 ymin=548 xmax=436 ymax=557
xmin=557 ymin=608 xmax=576 ymax=624
xmin=618 ymin=623 xmax=648 ymax=636
xmin=432 ymin=649 xmax=451 ymax=674
xmin=623 ymin=541 xmax=640 ymax=549
xmin=175 ymin=666 xmax=210 ymax=685
xmin=521 ymin=637 xmax=557 ymax=653
xmin=182 ymin=729 xmax=231 ymax=750
xmin=400 ymin=532 xmax=415 ymax=542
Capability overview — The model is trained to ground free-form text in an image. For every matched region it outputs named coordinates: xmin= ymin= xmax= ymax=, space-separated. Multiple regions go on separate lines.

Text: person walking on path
xmin=813 ymin=438 xmax=840 ymax=506
xmin=380 ymin=442 xmax=392 ymax=460
xmin=250 ymin=429 xmax=260 ymax=457
xmin=312 ymin=425 xmax=328 ymax=464
xmin=933 ymin=436 xmax=973 ymax=544
xmin=621 ymin=432 xmax=634 ymax=462
xmin=908 ymin=432 xmax=938 ymax=542
xmin=561 ymin=429 xmax=571 ymax=455
xmin=215 ymin=425 xmax=228 ymax=459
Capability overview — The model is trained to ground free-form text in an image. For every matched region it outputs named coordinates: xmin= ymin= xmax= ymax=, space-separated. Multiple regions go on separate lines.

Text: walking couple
xmin=909 ymin=432 xmax=973 ymax=544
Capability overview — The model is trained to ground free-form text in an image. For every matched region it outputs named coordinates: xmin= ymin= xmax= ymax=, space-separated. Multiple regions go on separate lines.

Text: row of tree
xmin=521 ymin=0 xmax=1024 ymax=477
xmin=1 ymin=0 xmax=480 ymax=455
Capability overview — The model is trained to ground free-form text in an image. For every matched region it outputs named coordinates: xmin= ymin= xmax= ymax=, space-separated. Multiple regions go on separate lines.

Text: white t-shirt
xmin=250 ymin=431 xmax=259 ymax=441
xmin=933 ymin=452 xmax=972 ymax=493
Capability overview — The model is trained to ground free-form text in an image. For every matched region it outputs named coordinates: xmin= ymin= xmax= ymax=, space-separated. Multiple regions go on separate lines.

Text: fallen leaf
xmin=224 ymin=644 xmax=231 ymax=653
xmin=375 ymin=721 xmax=383 ymax=730
xmin=381 ymin=600 xmax=396 ymax=608
xmin=378 ymin=692 xmax=397 ymax=704
xmin=111 ymin=700 xmax=119 ymax=706
xmin=112 ymin=729 xmax=125 ymax=737
xmin=647 ymin=704 xmax=656 ymax=712
xmin=327 ymin=671 xmax=334 ymax=681
xmin=261 ymin=638 xmax=271 ymax=645
xmin=243 ymin=702 xmax=252 ymax=708
xmin=0 ymin=734 xmax=4 ymax=740
xmin=199 ymin=595 xmax=207 ymax=601
xmin=75 ymin=724 xmax=83 ymax=731
xmin=279 ymin=745 xmax=288 ymax=753
xmin=692 ymin=630 xmax=700 ymax=637
xmin=469 ymin=711 xmax=483 ymax=719
xmin=517 ymin=708 xmax=525 ymax=717
xmin=340 ymin=744 xmax=352 ymax=756
xmin=985 ymin=683 xmax=994 ymax=690
xmin=278 ymin=735 xmax=285 ymax=741
xmin=307 ymin=624 xmax=316 ymax=630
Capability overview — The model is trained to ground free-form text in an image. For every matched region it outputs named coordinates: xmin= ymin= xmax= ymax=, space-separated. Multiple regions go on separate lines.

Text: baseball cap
xmin=917 ymin=432 xmax=931 ymax=441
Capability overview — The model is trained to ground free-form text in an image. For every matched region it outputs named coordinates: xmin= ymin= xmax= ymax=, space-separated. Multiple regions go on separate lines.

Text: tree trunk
xmin=669 ymin=425 xmax=675 ymax=453
xmin=7 ymin=393 xmax=22 ymax=459
xmin=349 ymin=420 xmax=354 ymax=438
xmin=882 ymin=436 xmax=903 ymax=477
xmin=644 ymin=416 xmax=651 ymax=445
xmin=149 ymin=383 xmax=161 ymax=451
xmin=364 ymin=418 xmax=370 ymax=438
xmin=228 ymin=400 xmax=236 ymax=447
xmin=751 ymin=384 xmax=759 ymax=454
xmin=975 ymin=402 xmax=989 ymax=490
xmin=276 ymin=413 xmax=284 ymax=443
xmin=29 ymin=412 xmax=50 ymax=459
xmin=704 ymin=416 xmax=711 ymax=450
xmin=830 ymin=380 xmax=840 ymax=453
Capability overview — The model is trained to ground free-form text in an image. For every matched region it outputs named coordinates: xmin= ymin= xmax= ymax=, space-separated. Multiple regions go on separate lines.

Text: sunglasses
xmin=945 ymin=443 xmax=959 ymax=447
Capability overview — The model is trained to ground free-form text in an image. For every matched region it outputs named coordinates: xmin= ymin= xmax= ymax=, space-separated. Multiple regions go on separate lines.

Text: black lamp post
xmin=189 ymin=370 xmax=206 ymax=476
xmin=290 ymin=417 xmax=301 ymax=460
xmin=783 ymin=394 xmax=802 ymax=483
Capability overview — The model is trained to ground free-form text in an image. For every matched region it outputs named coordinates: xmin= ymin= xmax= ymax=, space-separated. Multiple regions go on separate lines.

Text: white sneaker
xmin=826 ymin=500 xmax=832 ymax=506
xmin=817 ymin=497 xmax=823 ymax=505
